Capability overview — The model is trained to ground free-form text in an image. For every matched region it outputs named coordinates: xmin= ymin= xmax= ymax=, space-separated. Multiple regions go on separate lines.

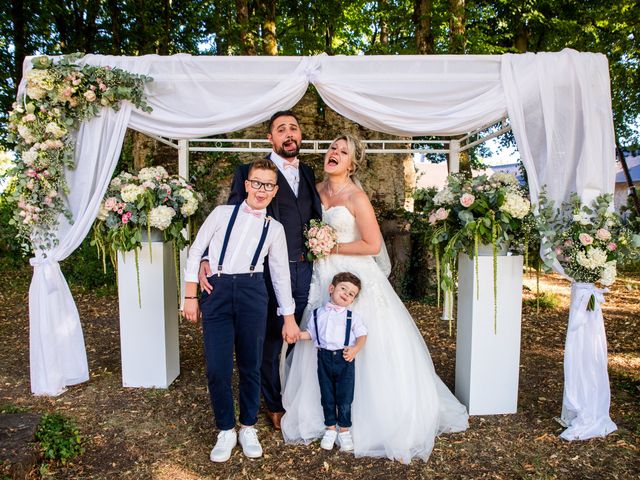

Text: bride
xmin=281 ymin=134 xmax=469 ymax=463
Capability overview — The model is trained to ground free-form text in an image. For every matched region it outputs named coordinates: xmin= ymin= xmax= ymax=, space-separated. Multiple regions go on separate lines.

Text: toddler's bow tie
xmin=283 ymin=159 xmax=299 ymax=170
xmin=325 ymin=302 xmax=346 ymax=313
xmin=243 ymin=205 xmax=264 ymax=218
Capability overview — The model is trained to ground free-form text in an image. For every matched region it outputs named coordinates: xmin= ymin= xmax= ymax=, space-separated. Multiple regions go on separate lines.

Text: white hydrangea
xmin=599 ymin=260 xmax=617 ymax=286
xmin=96 ymin=203 xmax=110 ymax=221
xmin=17 ymin=125 xmax=36 ymax=144
xmin=138 ymin=166 xmax=169 ymax=182
xmin=25 ymin=69 xmax=54 ymax=100
xmin=149 ymin=205 xmax=176 ymax=230
xmin=110 ymin=177 xmax=122 ymax=190
xmin=120 ymin=184 xmax=145 ymax=202
xmin=576 ymin=247 xmax=608 ymax=270
xmin=572 ymin=211 xmax=592 ymax=225
xmin=500 ymin=192 xmax=531 ymax=219
xmin=491 ymin=172 xmax=519 ymax=185
xmin=434 ymin=187 xmax=456 ymax=205
xmin=178 ymin=189 xmax=198 ymax=216
xmin=45 ymin=122 xmax=67 ymax=138
xmin=22 ymin=148 xmax=38 ymax=166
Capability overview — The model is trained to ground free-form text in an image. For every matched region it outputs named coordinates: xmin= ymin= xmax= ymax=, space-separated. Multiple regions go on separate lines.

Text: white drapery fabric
xmin=22 ymin=56 xmax=150 ymax=395
xmin=560 ymin=283 xmax=617 ymax=440
xmin=22 ymin=52 xmax=617 ymax=423
xmin=502 ymin=50 xmax=617 ymax=440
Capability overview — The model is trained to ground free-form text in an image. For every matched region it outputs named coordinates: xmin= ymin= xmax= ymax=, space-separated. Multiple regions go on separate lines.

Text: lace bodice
xmin=322 ymin=205 xmax=361 ymax=243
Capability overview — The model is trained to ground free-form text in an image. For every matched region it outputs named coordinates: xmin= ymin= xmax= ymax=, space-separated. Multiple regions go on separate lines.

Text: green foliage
xmin=35 ymin=413 xmax=84 ymax=464
xmin=0 ymin=404 xmax=30 ymax=414
xmin=61 ymin=235 xmax=116 ymax=294
xmin=523 ymin=291 xmax=559 ymax=310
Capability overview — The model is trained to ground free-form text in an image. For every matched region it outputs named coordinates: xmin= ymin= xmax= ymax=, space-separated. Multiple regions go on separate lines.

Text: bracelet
xmin=184 ymin=296 xmax=198 ymax=299
xmin=336 ymin=242 xmax=339 ymax=254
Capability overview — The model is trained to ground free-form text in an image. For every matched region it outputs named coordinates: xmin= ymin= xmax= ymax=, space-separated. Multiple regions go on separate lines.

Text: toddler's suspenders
xmin=313 ymin=308 xmax=353 ymax=349
xmin=344 ymin=310 xmax=352 ymax=347
xmin=217 ymin=203 xmax=270 ymax=276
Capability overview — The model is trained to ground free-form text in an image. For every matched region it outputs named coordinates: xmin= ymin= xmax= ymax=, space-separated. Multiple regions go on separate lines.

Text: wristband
xmin=184 ymin=296 xmax=198 ymax=299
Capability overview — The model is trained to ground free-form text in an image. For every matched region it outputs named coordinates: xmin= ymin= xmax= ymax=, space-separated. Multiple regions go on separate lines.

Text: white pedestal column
xmin=117 ymin=242 xmax=180 ymax=388
xmin=455 ymin=253 xmax=523 ymax=415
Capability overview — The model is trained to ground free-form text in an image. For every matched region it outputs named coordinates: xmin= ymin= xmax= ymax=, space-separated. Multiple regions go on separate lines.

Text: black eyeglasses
xmin=248 ymin=179 xmax=277 ymax=191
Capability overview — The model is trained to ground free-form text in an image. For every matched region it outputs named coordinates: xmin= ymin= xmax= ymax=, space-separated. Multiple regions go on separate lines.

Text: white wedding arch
xmin=19 ymin=49 xmax=617 ymax=439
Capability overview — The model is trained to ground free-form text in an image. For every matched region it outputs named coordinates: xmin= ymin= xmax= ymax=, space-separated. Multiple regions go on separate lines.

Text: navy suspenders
xmin=313 ymin=307 xmax=353 ymax=349
xmin=217 ymin=203 xmax=271 ymax=276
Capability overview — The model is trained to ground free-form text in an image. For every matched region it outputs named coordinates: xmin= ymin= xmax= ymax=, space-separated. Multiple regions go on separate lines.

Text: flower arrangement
xmin=418 ymin=171 xmax=533 ymax=332
xmin=6 ymin=54 xmax=152 ymax=253
xmin=305 ymin=219 xmax=338 ymax=261
xmin=92 ymin=166 xmax=201 ymax=305
xmin=92 ymin=166 xmax=201 ymax=262
xmin=536 ymin=190 xmax=633 ymax=309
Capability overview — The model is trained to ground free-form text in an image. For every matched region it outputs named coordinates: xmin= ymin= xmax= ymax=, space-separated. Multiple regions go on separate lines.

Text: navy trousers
xmin=317 ymin=349 xmax=355 ymax=428
xmin=199 ymin=273 xmax=268 ymax=430
xmin=261 ymin=259 xmax=312 ymax=413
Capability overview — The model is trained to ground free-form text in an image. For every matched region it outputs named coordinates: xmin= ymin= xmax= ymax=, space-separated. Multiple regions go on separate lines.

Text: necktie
xmin=325 ymin=302 xmax=346 ymax=313
xmin=243 ymin=205 xmax=264 ymax=218
xmin=283 ymin=158 xmax=299 ymax=170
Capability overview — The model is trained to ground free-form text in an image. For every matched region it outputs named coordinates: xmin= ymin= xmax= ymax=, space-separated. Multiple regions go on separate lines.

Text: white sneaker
xmin=320 ymin=429 xmax=338 ymax=450
xmin=238 ymin=426 xmax=263 ymax=458
xmin=210 ymin=429 xmax=237 ymax=462
xmin=338 ymin=430 xmax=354 ymax=452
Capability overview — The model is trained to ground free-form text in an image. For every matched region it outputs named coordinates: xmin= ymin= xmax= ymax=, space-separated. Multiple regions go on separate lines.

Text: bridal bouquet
xmin=536 ymin=190 xmax=633 ymax=308
xmin=92 ymin=166 xmax=201 ymax=269
xmin=305 ymin=219 xmax=338 ymax=261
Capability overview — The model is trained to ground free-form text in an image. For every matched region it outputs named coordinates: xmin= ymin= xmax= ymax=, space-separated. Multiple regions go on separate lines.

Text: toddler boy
xmin=299 ymin=272 xmax=367 ymax=451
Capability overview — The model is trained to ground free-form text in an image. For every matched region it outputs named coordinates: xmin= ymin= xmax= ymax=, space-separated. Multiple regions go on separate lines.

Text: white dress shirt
xmin=185 ymin=201 xmax=295 ymax=315
xmin=307 ymin=303 xmax=367 ymax=350
xmin=270 ymin=151 xmax=299 ymax=196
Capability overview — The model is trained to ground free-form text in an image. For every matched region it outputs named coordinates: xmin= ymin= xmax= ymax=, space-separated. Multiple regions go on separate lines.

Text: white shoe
xmin=320 ymin=429 xmax=338 ymax=450
xmin=239 ymin=426 xmax=263 ymax=458
xmin=338 ymin=430 xmax=354 ymax=452
xmin=210 ymin=429 xmax=237 ymax=462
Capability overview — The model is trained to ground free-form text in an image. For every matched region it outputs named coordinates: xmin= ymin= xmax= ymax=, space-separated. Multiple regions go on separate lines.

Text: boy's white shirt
xmin=185 ymin=201 xmax=295 ymax=315
xmin=307 ymin=304 xmax=367 ymax=351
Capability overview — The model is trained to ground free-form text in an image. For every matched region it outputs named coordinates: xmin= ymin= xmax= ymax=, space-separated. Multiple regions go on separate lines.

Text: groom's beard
xmin=276 ymin=139 xmax=301 ymax=158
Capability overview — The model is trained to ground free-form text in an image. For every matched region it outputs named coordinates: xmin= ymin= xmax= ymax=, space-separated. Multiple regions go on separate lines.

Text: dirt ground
xmin=1 ymin=268 xmax=639 ymax=479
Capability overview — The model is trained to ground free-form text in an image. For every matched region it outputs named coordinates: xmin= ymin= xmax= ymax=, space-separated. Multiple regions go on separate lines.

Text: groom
xmin=199 ymin=110 xmax=322 ymax=430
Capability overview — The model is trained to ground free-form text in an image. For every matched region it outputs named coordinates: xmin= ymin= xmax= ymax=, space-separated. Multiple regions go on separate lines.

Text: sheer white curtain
xmin=502 ymin=49 xmax=617 ymax=440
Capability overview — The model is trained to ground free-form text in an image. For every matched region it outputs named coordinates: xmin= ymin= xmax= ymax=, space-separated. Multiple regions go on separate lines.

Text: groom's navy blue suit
xmin=227 ymin=156 xmax=322 ymax=413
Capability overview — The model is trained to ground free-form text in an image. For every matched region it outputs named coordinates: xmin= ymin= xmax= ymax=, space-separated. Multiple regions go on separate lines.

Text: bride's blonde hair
xmin=329 ymin=133 xmax=366 ymax=179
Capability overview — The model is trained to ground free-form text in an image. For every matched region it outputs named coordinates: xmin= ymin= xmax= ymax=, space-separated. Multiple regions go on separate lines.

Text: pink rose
xmin=428 ymin=213 xmax=437 ymax=225
xmin=308 ymin=226 xmax=319 ymax=238
xmin=607 ymin=242 xmax=617 ymax=251
xmin=309 ymin=238 xmax=318 ymax=248
xmin=555 ymin=247 xmax=563 ymax=256
xmin=595 ymin=228 xmax=611 ymax=241
xmin=435 ymin=207 xmax=449 ymax=221
xmin=104 ymin=197 xmax=118 ymax=210
xmin=578 ymin=233 xmax=593 ymax=246
xmin=84 ymin=90 xmax=97 ymax=102
xmin=564 ymin=239 xmax=573 ymax=247
xmin=460 ymin=193 xmax=475 ymax=208
xmin=122 ymin=211 xmax=132 ymax=224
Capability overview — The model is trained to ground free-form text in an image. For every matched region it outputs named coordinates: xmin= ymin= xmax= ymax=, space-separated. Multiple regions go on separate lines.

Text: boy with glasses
xmin=183 ymin=159 xmax=295 ymax=462
xmin=199 ymin=111 xmax=323 ymax=430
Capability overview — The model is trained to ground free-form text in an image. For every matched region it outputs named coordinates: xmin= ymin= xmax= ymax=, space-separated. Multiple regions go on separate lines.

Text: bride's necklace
xmin=327 ymin=179 xmax=351 ymax=197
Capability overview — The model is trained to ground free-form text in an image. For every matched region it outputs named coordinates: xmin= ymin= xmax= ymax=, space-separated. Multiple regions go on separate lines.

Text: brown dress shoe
xmin=266 ymin=411 xmax=284 ymax=430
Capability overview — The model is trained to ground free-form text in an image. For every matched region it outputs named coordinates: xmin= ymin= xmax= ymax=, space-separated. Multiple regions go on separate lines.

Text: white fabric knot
xmin=569 ymin=282 xmax=608 ymax=331
xmin=302 ymin=55 xmax=323 ymax=84
xmin=30 ymin=256 xmax=56 ymax=267
xmin=30 ymin=256 xmax=60 ymax=294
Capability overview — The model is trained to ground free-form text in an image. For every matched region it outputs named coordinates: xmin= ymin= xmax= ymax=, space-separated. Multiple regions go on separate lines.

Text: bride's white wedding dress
xmin=281 ymin=206 xmax=468 ymax=463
